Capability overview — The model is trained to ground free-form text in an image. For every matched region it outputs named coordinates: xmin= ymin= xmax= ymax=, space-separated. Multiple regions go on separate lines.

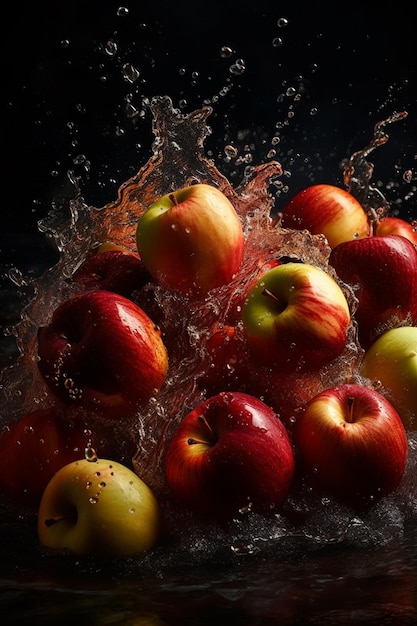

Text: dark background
xmin=1 ymin=0 xmax=416 ymax=281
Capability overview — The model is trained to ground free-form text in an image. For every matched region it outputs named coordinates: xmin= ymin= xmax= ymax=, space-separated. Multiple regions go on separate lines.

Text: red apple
xmin=294 ymin=384 xmax=408 ymax=509
xmin=0 ymin=407 xmax=88 ymax=507
xmin=280 ymin=184 xmax=370 ymax=248
xmin=374 ymin=216 xmax=417 ymax=245
xmin=329 ymin=235 xmax=417 ymax=349
xmin=165 ymin=391 xmax=295 ymax=520
xmin=241 ymin=261 xmax=351 ymax=372
xmin=72 ymin=249 xmax=152 ymax=298
xmin=37 ymin=290 xmax=169 ymax=419
xmin=135 ymin=183 xmax=245 ymax=297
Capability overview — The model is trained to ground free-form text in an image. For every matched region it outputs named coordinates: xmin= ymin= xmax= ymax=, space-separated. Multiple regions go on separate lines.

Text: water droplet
xmin=224 ymin=144 xmax=238 ymax=158
xmin=116 ymin=6 xmax=129 ymax=16
xmin=129 ymin=507 xmax=136 ymax=514
xmin=229 ymin=59 xmax=246 ymax=75
xmin=272 ymin=37 xmax=283 ymax=47
xmin=220 ymin=46 xmax=233 ymax=58
xmin=89 ymin=497 xmax=99 ymax=504
xmin=277 ymin=17 xmax=289 ymax=27
xmin=122 ymin=63 xmax=140 ymax=83
xmin=104 ymin=40 xmax=118 ymax=57
xmin=85 ymin=443 xmax=98 ymax=462
xmin=8 ymin=267 xmax=27 ymax=287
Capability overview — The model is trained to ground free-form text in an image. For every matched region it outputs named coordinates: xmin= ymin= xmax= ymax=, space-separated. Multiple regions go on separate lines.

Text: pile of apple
xmin=1 ymin=179 xmax=417 ymax=558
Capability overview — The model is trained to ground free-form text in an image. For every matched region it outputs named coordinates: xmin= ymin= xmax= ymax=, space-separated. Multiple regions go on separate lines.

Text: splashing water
xmin=0 ymin=96 xmax=416 ymax=562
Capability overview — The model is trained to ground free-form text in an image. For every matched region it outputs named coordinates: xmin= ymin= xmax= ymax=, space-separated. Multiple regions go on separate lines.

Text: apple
xmin=374 ymin=216 xmax=417 ymax=245
xmin=72 ymin=249 xmax=152 ymax=298
xmin=37 ymin=290 xmax=169 ymax=419
xmin=164 ymin=391 xmax=295 ymax=520
xmin=329 ymin=235 xmax=417 ymax=349
xmin=241 ymin=261 xmax=351 ymax=372
xmin=280 ymin=184 xmax=371 ymax=248
xmin=360 ymin=326 xmax=417 ymax=430
xmin=0 ymin=407 xmax=89 ymax=507
xmin=294 ymin=383 xmax=408 ymax=509
xmin=135 ymin=183 xmax=244 ymax=297
xmin=38 ymin=457 xmax=162 ymax=556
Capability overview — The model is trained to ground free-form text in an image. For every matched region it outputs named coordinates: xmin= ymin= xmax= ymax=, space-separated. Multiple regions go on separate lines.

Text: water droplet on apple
xmin=129 ymin=507 xmax=136 ymax=514
xmin=89 ymin=497 xmax=99 ymax=504
xmin=85 ymin=443 xmax=98 ymax=462
xmin=98 ymin=482 xmax=106 ymax=488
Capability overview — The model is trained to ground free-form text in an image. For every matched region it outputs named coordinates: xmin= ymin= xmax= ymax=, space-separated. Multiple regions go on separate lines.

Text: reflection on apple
xmin=241 ymin=261 xmax=351 ymax=372
xmin=136 ymin=183 xmax=244 ymax=297
xmin=38 ymin=457 xmax=162 ymax=556
xmin=165 ymin=391 xmax=295 ymax=520
xmin=360 ymin=326 xmax=417 ymax=430
xmin=280 ymin=184 xmax=370 ymax=248
xmin=329 ymin=234 xmax=417 ymax=349
xmin=37 ymin=290 xmax=169 ymax=419
xmin=294 ymin=383 xmax=408 ymax=509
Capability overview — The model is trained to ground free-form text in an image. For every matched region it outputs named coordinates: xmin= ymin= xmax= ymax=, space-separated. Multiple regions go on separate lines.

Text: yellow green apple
xmin=38 ymin=458 xmax=162 ymax=556
xmin=360 ymin=326 xmax=417 ymax=430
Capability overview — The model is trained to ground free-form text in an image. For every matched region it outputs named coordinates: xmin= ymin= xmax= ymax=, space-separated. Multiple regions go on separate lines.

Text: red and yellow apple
xmin=374 ymin=216 xmax=417 ymax=245
xmin=329 ymin=234 xmax=417 ymax=348
xmin=37 ymin=290 xmax=169 ymax=419
xmin=72 ymin=249 xmax=152 ymax=298
xmin=165 ymin=391 xmax=295 ymax=520
xmin=136 ymin=183 xmax=244 ymax=297
xmin=38 ymin=457 xmax=162 ymax=556
xmin=241 ymin=261 xmax=351 ymax=372
xmin=294 ymin=383 xmax=408 ymax=509
xmin=360 ymin=326 xmax=417 ymax=430
xmin=280 ymin=184 xmax=371 ymax=248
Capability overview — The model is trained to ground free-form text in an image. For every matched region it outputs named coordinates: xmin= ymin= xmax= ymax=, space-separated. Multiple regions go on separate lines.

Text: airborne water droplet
xmin=122 ymin=63 xmax=140 ymax=83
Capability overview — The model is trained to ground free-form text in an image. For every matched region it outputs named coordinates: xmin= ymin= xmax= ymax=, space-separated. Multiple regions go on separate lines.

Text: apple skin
xmin=294 ymin=384 xmax=408 ymax=509
xmin=329 ymin=235 xmax=417 ymax=349
xmin=0 ymin=407 xmax=88 ymax=507
xmin=37 ymin=290 xmax=169 ymax=419
xmin=72 ymin=250 xmax=152 ymax=298
xmin=164 ymin=391 xmax=295 ymax=520
xmin=280 ymin=184 xmax=370 ymax=248
xmin=38 ymin=458 xmax=162 ymax=556
xmin=241 ymin=262 xmax=351 ymax=372
xmin=374 ymin=216 xmax=417 ymax=245
xmin=135 ymin=183 xmax=244 ymax=297
xmin=360 ymin=326 xmax=417 ymax=430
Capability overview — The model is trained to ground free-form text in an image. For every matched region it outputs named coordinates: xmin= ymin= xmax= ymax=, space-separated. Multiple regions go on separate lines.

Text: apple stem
xmin=198 ymin=414 xmax=216 ymax=439
xmin=262 ymin=288 xmax=285 ymax=312
xmin=169 ymin=192 xmax=178 ymax=206
xmin=347 ymin=396 xmax=355 ymax=423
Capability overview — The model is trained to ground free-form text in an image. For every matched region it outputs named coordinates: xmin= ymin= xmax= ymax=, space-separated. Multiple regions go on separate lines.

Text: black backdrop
xmin=2 ymin=0 xmax=417 ymax=269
